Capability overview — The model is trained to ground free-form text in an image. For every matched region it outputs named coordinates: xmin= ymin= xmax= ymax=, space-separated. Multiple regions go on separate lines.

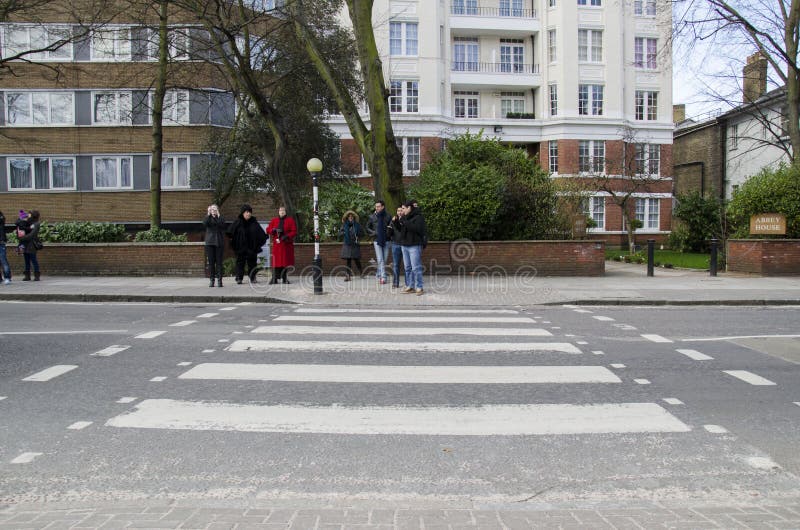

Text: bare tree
xmin=676 ymin=0 xmax=800 ymax=163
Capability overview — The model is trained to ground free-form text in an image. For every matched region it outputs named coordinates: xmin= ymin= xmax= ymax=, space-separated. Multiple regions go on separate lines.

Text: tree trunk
xmin=149 ymin=0 xmax=168 ymax=229
xmin=785 ymin=1 xmax=800 ymax=163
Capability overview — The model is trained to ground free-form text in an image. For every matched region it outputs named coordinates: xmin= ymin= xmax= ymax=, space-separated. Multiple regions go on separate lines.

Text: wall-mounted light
xmin=494 ymin=125 xmax=503 ymax=133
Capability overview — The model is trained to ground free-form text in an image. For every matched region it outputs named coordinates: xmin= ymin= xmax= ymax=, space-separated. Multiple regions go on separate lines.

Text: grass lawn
xmin=605 ymin=249 xmax=712 ymax=269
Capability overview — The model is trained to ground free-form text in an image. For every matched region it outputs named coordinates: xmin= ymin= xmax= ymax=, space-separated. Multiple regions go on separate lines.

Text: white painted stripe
xmin=676 ymin=349 xmax=714 ymax=361
xmin=642 ymin=334 xmax=673 ymax=343
xmin=179 ymin=364 xmax=622 ymax=384
xmin=197 ymin=313 xmax=219 ymax=318
xmin=92 ymin=345 xmax=130 ymax=357
xmin=683 ymin=334 xmax=800 ymax=342
xmin=117 ymin=397 xmax=137 ymax=404
xmin=663 ymin=398 xmax=683 ymax=405
xmin=704 ymin=425 xmax=728 ymax=434
xmin=593 ymin=316 xmax=615 ymax=322
xmin=576 ymin=341 xmax=588 ymax=345
xmin=227 ymin=340 xmax=582 ymax=355
xmin=217 ymin=339 xmax=229 ymax=343
xmin=22 ymin=365 xmax=78 ymax=382
xmin=610 ymin=364 xmax=626 ymax=369
xmin=150 ymin=376 xmax=167 ymax=382
xmin=202 ymin=349 xmax=215 ymax=353
xmin=220 ymin=307 xmax=237 ymax=311
xmin=294 ymin=308 xmax=520 ymax=314
xmin=795 ymin=402 xmax=800 ymax=407
xmin=251 ymin=325 xmax=553 ymax=337
xmin=634 ymin=379 xmax=651 ymax=385
xmin=136 ymin=331 xmax=166 ymax=339
xmin=107 ymin=400 xmax=691 ymax=435
xmin=276 ymin=315 xmax=535 ymax=324
xmin=724 ymin=370 xmax=777 ymax=386
xmin=177 ymin=362 xmax=192 ymax=367
xmin=67 ymin=421 xmax=93 ymax=430
xmin=11 ymin=452 xmax=42 ymax=464
xmin=0 ymin=396 xmax=6 ymax=401
xmin=592 ymin=351 xmax=605 ymax=355
xmin=0 ymin=330 xmax=128 ymax=335
xmin=746 ymin=457 xmax=780 ymax=470
xmin=573 ymin=309 xmax=593 ymax=314
xmin=169 ymin=320 xmax=197 ymax=327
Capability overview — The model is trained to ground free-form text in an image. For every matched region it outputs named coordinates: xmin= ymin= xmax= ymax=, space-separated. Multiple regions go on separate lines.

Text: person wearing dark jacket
xmin=398 ymin=200 xmax=427 ymax=295
xmin=339 ymin=210 xmax=364 ymax=281
xmin=18 ymin=210 xmax=42 ymax=281
xmin=385 ymin=205 xmax=405 ymax=289
xmin=227 ymin=204 xmax=267 ymax=284
xmin=203 ymin=204 xmax=226 ymax=288
xmin=365 ymin=200 xmax=390 ymax=284
xmin=0 ymin=211 xmax=11 ymax=284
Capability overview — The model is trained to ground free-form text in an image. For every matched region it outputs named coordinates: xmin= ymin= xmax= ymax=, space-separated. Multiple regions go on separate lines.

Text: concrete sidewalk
xmin=0 ymin=261 xmax=798 ymax=305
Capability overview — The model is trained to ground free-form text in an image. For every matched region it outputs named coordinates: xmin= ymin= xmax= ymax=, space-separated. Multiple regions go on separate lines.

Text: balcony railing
xmin=451 ymin=61 xmax=540 ymax=74
xmin=450 ymin=5 xmax=538 ymax=18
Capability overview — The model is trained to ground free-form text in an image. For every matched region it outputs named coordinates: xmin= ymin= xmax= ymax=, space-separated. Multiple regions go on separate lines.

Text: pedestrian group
xmin=0 ymin=208 xmax=45 ymax=285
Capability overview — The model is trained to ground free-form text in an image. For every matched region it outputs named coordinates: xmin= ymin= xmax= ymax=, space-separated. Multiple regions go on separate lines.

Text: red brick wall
xmin=727 ymin=240 xmax=800 ymax=276
xmin=6 ymin=240 xmax=606 ymax=276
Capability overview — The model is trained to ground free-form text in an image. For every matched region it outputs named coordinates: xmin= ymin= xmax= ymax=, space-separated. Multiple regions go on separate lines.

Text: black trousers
xmin=271 ymin=266 xmax=289 ymax=283
xmin=345 ymin=258 xmax=363 ymax=276
xmin=235 ymin=253 xmax=257 ymax=281
xmin=206 ymin=245 xmax=224 ymax=279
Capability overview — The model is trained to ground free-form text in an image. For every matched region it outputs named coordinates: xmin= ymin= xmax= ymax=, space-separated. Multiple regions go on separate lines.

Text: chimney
xmin=743 ymin=52 xmax=768 ymax=103
xmin=673 ymin=104 xmax=686 ymax=124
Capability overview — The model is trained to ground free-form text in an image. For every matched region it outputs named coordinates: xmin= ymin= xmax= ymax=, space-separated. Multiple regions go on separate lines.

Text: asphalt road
xmin=1 ymin=302 xmax=799 ymax=508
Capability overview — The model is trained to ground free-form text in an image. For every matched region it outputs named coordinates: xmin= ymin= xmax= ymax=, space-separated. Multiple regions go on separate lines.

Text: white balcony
xmin=450 ymin=62 xmax=541 ymax=90
xmin=450 ymin=5 xmax=540 ymax=37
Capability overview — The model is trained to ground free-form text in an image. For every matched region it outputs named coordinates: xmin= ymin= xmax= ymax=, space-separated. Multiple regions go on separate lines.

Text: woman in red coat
xmin=265 ymin=206 xmax=297 ymax=284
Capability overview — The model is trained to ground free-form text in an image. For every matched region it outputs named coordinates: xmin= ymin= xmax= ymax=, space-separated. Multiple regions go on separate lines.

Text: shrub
xmin=8 ymin=221 xmax=129 ymax=244
xmin=134 ymin=228 xmax=188 ymax=242
xmin=296 ymin=179 xmax=376 ymax=242
xmin=670 ymin=192 xmax=725 ymax=252
xmin=726 ymin=163 xmax=800 ymax=238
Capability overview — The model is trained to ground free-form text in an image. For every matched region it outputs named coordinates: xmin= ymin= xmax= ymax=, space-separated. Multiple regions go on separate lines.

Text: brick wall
xmin=673 ymin=122 xmax=723 ymax=198
xmin=5 ymin=240 xmax=606 ymax=276
xmin=727 ymin=239 xmax=800 ymax=275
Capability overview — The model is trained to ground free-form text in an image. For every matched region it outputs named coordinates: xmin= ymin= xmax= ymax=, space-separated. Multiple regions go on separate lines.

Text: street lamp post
xmin=307 ymin=158 xmax=323 ymax=295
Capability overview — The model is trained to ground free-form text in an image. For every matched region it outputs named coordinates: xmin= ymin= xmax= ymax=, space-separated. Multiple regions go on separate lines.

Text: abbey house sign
xmin=750 ymin=213 xmax=786 ymax=235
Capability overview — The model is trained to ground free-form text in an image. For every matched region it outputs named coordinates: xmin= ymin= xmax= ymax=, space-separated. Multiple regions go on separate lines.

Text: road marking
xmin=107 ymin=400 xmax=691 ymax=435
xmin=294 ymin=308 xmax=520 ymax=314
xmin=169 ymin=320 xmax=197 ymax=327
xmin=217 ymin=339 xmax=229 ymax=343
xmin=227 ymin=340 xmax=582 ymax=354
xmin=11 ymin=452 xmax=42 ymax=464
xmin=663 ymin=398 xmax=684 ymax=405
xmin=67 ymin=421 xmax=93 ymax=430
xmin=746 ymin=456 xmax=780 ymax=470
xmin=576 ymin=341 xmax=588 ymax=345
xmin=593 ymin=316 xmax=615 ymax=322
xmin=613 ymin=324 xmax=638 ymax=331
xmin=92 ymin=345 xmax=130 ymax=357
xmin=220 ymin=307 xmax=237 ymax=311
xmin=177 ymin=362 xmax=192 ymax=366
xmin=179 ymin=364 xmax=622 ymax=384
xmin=0 ymin=396 xmax=6 ymax=401
xmin=610 ymin=364 xmax=626 ymax=369
xmin=117 ymin=397 xmax=137 ymax=404
xmin=682 ymin=334 xmax=800 ymax=342
xmin=136 ymin=331 xmax=166 ymax=339
xmin=642 ymin=334 xmax=673 ymax=343
xmin=634 ymin=379 xmax=651 ymax=385
xmin=150 ymin=376 xmax=167 ymax=382
xmin=795 ymin=402 xmax=800 ymax=407
xmin=22 ymin=365 xmax=78 ymax=382
xmin=0 ymin=330 xmax=128 ymax=335
xmin=704 ymin=425 xmax=728 ymax=434
xmin=676 ymin=349 xmax=714 ymax=361
xmin=202 ymin=349 xmax=215 ymax=353
xmin=251 ymin=326 xmax=553 ymax=337
xmin=573 ymin=309 xmax=593 ymax=314
xmin=276 ymin=315 xmax=535 ymax=324
xmin=592 ymin=350 xmax=605 ymax=355
xmin=723 ymin=370 xmax=777 ymax=386
xmin=197 ymin=313 xmax=219 ymax=318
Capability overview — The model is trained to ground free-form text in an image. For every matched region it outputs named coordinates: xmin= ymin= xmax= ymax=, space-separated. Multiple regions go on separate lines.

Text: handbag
xmin=33 ymin=239 xmax=44 ymax=250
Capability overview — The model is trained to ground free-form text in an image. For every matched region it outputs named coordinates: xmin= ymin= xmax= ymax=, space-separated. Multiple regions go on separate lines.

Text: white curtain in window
xmin=9 ymin=159 xmax=32 ymax=188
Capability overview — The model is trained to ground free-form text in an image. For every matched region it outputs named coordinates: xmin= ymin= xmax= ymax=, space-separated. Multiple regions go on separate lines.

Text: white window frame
xmin=634 ymin=90 xmax=658 ymax=121
xmin=389 ymin=22 xmax=418 ymax=57
xmin=454 ymin=91 xmax=479 ymax=118
xmin=92 ymin=91 xmax=133 ymax=125
xmin=149 ymin=90 xmax=190 ymax=124
xmin=452 ymin=0 xmax=478 ymax=15
xmin=499 ymin=39 xmax=524 ymax=73
xmin=635 ymin=198 xmax=660 ymax=230
xmin=453 ymin=37 xmax=479 ymax=71
xmin=578 ymin=84 xmax=604 ymax=116
xmin=583 ymin=196 xmax=605 ymax=230
xmin=578 ymin=29 xmax=602 ymax=63
xmin=389 ymin=80 xmax=419 ymax=113
xmin=634 ymin=0 xmax=656 ymax=16
xmin=399 ymin=137 xmax=421 ymax=174
xmin=548 ymin=140 xmax=558 ymax=174
xmin=5 ymin=91 xmax=74 ymax=126
xmin=549 ymin=84 xmax=558 ymax=116
xmin=634 ymin=37 xmax=658 ymax=69
xmin=578 ymin=140 xmax=605 ymax=174
xmin=730 ymin=124 xmax=739 ymax=149
xmin=548 ymin=29 xmax=557 ymax=63
xmin=160 ymin=155 xmax=191 ymax=188
xmin=549 ymin=0 xmax=557 ymax=7
xmin=90 ymin=27 xmax=131 ymax=61
xmin=635 ymin=143 xmax=661 ymax=176
xmin=7 ymin=156 xmax=76 ymax=190
xmin=93 ymin=156 xmax=133 ymax=189
xmin=2 ymin=24 xmax=73 ymax=61
xmin=500 ymin=91 xmax=525 ymax=117
xmin=578 ymin=0 xmax=602 ymax=6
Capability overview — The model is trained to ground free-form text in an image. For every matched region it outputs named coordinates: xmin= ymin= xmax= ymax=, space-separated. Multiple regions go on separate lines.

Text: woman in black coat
xmin=203 ymin=204 xmax=226 ymax=288
xmin=18 ymin=210 xmax=42 ymax=281
xmin=227 ymin=204 xmax=267 ymax=284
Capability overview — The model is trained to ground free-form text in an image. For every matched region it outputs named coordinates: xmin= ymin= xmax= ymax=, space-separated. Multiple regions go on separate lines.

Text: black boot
xmin=34 ymin=272 xmax=40 ymax=281
xmin=217 ymin=276 xmax=223 ymax=287
xmin=23 ymin=271 xmax=31 ymax=281
xmin=209 ymin=278 xmax=215 ymax=287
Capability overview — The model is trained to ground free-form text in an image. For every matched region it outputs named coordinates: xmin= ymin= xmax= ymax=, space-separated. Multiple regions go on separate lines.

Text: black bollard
xmin=647 ymin=239 xmax=655 ymax=277
xmin=710 ymin=238 xmax=718 ymax=277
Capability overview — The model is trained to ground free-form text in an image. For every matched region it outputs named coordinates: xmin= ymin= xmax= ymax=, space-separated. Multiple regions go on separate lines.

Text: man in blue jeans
xmin=387 ymin=206 xmax=406 ymax=288
xmin=398 ymin=200 xmax=427 ymax=295
xmin=365 ymin=200 xmax=390 ymax=284
xmin=0 ymin=211 xmax=12 ymax=284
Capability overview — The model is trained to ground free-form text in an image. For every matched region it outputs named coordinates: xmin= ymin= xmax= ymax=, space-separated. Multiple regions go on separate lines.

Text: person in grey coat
xmin=203 ymin=204 xmax=226 ymax=287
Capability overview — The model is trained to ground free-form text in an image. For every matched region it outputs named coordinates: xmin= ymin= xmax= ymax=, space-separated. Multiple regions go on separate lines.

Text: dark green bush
xmin=134 ymin=228 xmax=188 ymax=242
xmin=726 ymin=163 xmax=800 ymax=238
xmin=295 ymin=179 xmax=375 ymax=242
xmin=670 ymin=191 xmax=725 ymax=252
xmin=8 ymin=221 xmax=128 ymax=244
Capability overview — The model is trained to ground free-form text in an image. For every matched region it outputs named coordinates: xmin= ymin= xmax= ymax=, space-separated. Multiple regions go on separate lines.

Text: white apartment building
xmin=332 ymin=0 xmax=674 ymax=241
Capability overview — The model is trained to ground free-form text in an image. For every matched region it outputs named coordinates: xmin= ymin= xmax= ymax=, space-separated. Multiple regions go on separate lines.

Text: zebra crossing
xmin=105 ymin=307 xmax=692 ymax=437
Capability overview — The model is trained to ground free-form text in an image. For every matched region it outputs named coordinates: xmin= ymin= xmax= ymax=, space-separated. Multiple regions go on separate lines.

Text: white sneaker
xmin=3 ymin=279 xmax=10 ymax=285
